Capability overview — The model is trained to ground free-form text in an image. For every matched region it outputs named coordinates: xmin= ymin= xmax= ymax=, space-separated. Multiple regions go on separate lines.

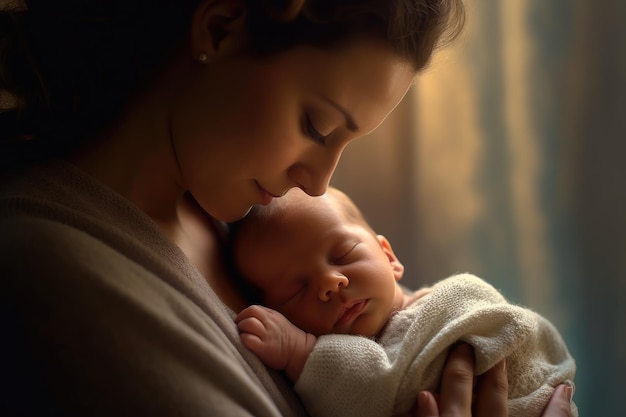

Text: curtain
xmin=331 ymin=1 xmax=626 ymax=415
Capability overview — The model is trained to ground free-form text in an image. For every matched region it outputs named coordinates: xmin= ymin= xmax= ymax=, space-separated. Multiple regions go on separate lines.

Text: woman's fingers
xmin=474 ymin=360 xmax=508 ymax=417
xmin=541 ymin=385 xmax=574 ymax=417
xmin=413 ymin=344 xmax=512 ymax=417
xmin=438 ymin=343 xmax=475 ymax=417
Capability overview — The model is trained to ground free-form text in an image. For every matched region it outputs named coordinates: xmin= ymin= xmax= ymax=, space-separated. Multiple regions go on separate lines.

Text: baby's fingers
xmin=235 ymin=304 xmax=268 ymax=323
xmin=239 ymin=331 xmax=265 ymax=352
xmin=236 ymin=316 xmax=267 ymax=338
xmin=237 ymin=316 xmax=270 ymax=356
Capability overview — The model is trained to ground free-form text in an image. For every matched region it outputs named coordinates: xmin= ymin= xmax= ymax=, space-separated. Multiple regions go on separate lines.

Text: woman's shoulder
xmin=0 ymin=215 xmax=302 ymax=416
xmin=0 ymin=214 xmax=167 ymax=306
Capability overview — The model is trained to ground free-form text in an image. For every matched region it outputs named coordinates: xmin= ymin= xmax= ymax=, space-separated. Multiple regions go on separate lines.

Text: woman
xmin=0 ymin=0 xmax=573 ymax=415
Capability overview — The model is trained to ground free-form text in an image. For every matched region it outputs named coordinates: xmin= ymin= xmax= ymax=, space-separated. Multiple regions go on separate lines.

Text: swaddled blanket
xmin=294 ymin=274 xmax=577 ymax=417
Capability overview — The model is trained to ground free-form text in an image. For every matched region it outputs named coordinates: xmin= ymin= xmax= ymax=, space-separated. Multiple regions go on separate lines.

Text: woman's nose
xmin=288 ymin=150 xmax=342 ymax=197
xmin=318 ymin=273 xmax=349 ymax=301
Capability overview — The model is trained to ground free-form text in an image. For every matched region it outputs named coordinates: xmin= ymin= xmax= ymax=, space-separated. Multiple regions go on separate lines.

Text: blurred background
xmin=332 ymin=1 xmax=626 ymax=415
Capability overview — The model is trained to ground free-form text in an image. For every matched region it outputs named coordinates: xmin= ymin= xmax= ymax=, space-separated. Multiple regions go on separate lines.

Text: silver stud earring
xmin=198 ymin=52 xmax=208 ymax=63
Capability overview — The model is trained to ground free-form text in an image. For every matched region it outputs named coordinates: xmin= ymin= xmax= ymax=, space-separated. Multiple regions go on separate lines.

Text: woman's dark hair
xmin=0 ymin=0 xmax=464 ymax=166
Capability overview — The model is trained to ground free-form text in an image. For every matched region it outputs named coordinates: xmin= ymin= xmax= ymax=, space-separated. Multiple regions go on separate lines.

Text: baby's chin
xmin=348 ymin=312 xmax=392 ymax=339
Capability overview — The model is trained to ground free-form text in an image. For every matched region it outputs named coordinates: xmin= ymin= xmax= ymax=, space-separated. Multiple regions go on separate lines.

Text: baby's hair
xmin=324 ymin=186 xmax=378 ymax=237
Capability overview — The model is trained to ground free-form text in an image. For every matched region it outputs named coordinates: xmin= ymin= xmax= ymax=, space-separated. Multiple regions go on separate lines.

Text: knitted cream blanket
xmin=295 ymin=274 xmax=577 ymax=417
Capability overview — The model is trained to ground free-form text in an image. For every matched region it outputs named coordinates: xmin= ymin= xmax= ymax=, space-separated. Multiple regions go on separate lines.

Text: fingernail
xmin=561 ymin=384 xmax=573 ymax=402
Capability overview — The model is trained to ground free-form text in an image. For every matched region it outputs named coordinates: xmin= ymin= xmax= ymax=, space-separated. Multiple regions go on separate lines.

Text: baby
xmin=231 ymin=187 xmax=577 ymax=417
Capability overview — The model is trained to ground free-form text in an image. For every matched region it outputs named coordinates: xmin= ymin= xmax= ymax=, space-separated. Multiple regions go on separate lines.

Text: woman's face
xmin=170 ymin=39 xmax=414 ymax=222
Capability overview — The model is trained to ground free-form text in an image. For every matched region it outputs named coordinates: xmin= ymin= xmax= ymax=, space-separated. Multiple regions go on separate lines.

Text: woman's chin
xmin=221 ymin=205 xmax=254 ymax=223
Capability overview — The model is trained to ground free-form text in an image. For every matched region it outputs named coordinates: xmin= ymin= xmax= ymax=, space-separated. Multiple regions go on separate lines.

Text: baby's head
xmin=231 ymin=187 xmax=406 ymax=337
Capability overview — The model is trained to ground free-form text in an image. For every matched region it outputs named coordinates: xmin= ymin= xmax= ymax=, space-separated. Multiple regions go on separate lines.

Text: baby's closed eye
xmin=331 ymin=242 xmax=360 ymax=265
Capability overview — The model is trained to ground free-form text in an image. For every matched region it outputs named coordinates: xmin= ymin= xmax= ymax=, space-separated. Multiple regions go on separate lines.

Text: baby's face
xmin=234 ymin=192 xmax=404 ymax=337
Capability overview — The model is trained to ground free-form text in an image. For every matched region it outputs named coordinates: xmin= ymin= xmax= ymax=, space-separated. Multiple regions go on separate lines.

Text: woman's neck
xmin=73 ymin=135 xmax=249 ymax=311
xmin=68 ymin=57 xmax=250 ymax=311
xmin=70 ymin=91 xmax=185 ymax=220
xmin=175 ymin=194 xmax=250 ymax=312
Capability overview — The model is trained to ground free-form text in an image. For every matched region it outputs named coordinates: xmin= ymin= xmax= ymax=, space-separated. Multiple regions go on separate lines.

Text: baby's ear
xmin=190 ymin=0 xmax=247 ymax=60
xmin=377 ymin=235 xmax=404 ymax=281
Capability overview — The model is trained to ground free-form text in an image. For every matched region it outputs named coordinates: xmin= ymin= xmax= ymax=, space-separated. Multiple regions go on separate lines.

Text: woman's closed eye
xmin=303 ymin=113 xmax=329 ymax=145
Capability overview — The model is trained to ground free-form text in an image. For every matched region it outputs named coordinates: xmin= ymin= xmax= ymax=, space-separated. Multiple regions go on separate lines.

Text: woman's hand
xmin=413 ymin=343 xmax=574 ymax=417
xmin=413 ymin=343 xmax=508 ymax=417
xmin=541 ymin=385 xmax=574 ymax=417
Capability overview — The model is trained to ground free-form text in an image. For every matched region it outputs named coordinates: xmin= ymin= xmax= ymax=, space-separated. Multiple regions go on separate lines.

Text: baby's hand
xmin=404 ymin=286 xmax=434 ymax=307
xmin=236 ymin=305 xmax=316 ymax=380
xmin=414 ymin=286 xmax=434 ymax=300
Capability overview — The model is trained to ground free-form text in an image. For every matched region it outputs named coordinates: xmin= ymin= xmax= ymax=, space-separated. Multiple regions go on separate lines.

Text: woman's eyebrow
xmin=320 ymin=96 xmax=359 ymax=132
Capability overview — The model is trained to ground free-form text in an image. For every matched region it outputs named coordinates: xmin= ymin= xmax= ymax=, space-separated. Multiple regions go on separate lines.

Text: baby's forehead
xmin=282 ymin=194 xmax=352 ymax=225
xmin=284 ymin=189 xmax=350 ymax=214
xmin=241 ymin=189 xmax=363 ymax=237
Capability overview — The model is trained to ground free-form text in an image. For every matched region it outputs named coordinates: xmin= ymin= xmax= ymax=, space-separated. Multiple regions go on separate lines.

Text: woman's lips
xmin=335 ymin=300 xmax=368 ymax=329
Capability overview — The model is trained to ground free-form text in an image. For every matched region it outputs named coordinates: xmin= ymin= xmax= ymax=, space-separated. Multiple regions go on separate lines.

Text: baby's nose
xmin=318 ymin=273 xmax=349 ymax=301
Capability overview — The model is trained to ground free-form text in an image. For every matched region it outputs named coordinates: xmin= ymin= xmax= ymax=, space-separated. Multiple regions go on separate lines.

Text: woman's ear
xmin=190 ymin=0 xmax=247 ymax=62
xmin=377 ymin=235 xmax=405 ymax=281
